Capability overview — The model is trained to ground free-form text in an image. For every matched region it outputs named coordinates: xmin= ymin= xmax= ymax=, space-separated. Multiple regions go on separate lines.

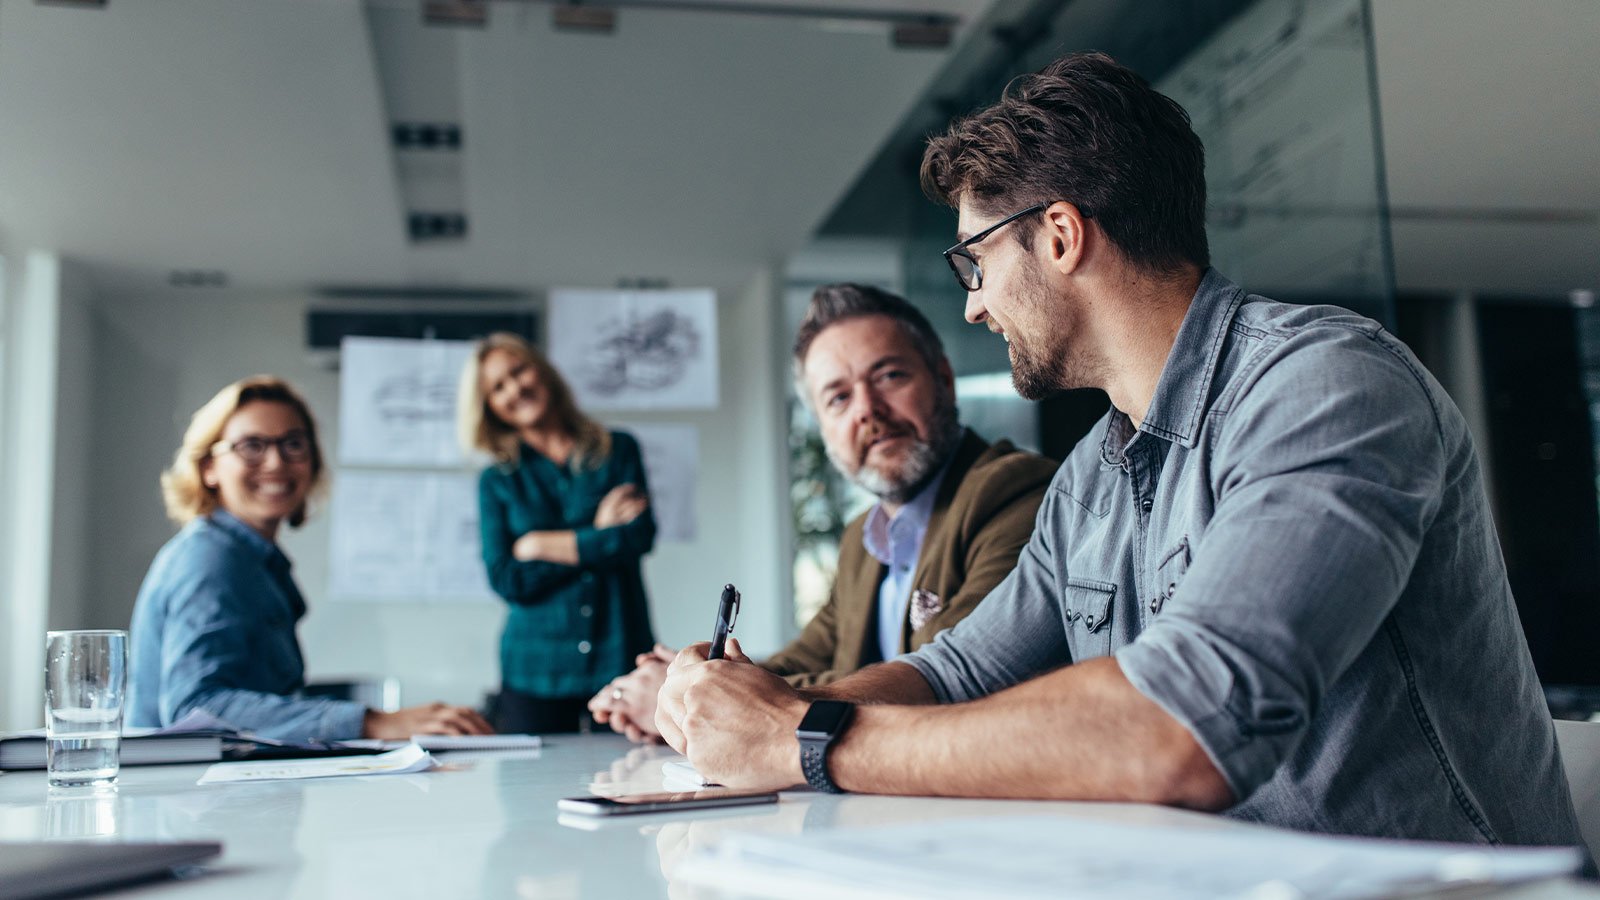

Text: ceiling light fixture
xmin=423 ymin=0 xmax=488 ymax=27
xmin=552 ymin=4 xmax=617 ymax=33
xmin=502 ymin=1 xmax=961 ymax=48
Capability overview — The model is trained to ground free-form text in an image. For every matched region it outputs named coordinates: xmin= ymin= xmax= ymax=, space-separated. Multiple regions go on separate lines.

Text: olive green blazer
xmin=762 ymin=429 xmax=1056 ymax=687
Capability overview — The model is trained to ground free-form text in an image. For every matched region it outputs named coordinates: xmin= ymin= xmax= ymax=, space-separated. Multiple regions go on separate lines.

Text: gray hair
xmin=791 ymin=283 xmax=948 ymax=398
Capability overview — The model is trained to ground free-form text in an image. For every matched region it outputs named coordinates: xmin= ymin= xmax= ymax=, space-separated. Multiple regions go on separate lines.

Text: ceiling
xmin=0 ymin=0 xmax=1593 ymax=301
xmin=1371 ymin=0 xmax=1600 ymax=298
xmin=0 ymin=0 xmax=989 ymax=295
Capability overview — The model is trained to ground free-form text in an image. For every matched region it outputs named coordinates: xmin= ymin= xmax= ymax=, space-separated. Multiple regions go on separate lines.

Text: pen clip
xmin=727 ymin=588 xmax=740 ymax=633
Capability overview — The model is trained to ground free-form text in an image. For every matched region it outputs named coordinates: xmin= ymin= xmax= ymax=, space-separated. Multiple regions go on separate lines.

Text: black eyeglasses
xmin=941 ymin=203 xmax=1048 ymax=292
xmin=211 ymin=432 xmax=313 ymax=466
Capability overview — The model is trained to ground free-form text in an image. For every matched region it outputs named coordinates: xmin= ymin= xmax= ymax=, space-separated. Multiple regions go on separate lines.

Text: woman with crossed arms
xmin=459 ymin=333 xmax=657 ymax=734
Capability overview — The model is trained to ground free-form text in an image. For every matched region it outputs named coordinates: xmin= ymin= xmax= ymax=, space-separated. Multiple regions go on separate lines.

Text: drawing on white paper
xmin=549 ymin=289 xmax=718 ymax=411
xmin=617 ymin=422 xmax=698 ymax=543
xmin=329 ymin=470 xmax=495 ymax=603
xmin=586 ymin=308 xmax=702 ymax=396
xmin=339 ymin=336 xmax=476 ymax=467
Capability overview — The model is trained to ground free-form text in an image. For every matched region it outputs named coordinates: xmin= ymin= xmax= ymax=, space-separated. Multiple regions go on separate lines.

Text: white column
xmin=0 ymin=251 xmax=63 ymax=730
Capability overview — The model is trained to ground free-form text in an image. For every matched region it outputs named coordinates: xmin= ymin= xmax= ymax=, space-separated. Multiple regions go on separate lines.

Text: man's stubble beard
xmin=1007 ymin=260 xmax=1101 ymax=401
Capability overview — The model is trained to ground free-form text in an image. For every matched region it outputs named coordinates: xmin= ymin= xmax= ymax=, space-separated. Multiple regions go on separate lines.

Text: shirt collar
xmin=206 ymin=508 xmax=292 ymax=573
xmin=862 ymin=453 xmax=953 ymax=568
xmin=1102 ymin=268 xmax=1246 ymax=464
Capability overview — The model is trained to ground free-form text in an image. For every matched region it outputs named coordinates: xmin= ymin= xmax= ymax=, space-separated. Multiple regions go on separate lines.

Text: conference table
xmin=0 ymin=733 xmax=1594 ymax=898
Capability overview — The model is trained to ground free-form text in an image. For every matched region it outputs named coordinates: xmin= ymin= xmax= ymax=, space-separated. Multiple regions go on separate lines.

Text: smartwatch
xmin=796 ymin=699 xmax=854 ymax=794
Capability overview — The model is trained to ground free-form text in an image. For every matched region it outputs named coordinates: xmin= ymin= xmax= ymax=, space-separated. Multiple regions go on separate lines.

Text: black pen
xmin=708 ymin=583 xmax=740 ymax=660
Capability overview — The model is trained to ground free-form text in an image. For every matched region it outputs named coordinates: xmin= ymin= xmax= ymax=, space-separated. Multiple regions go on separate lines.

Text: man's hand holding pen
xmin=656 ymin=638 xmax=808 ymax=791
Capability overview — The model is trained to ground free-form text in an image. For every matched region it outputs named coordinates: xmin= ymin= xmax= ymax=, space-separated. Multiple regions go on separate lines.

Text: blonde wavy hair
xmin=457 ymin=332 xmax=610 ymax=468
xmin=160 ymin=376 xmax=327 ymax=527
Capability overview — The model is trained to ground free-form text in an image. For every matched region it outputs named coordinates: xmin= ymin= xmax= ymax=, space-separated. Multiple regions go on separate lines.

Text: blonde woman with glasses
xmin=460 ymin=333 xmax=657 ymax=734
xmin=127 ymin=375 xmax=493 ymax=743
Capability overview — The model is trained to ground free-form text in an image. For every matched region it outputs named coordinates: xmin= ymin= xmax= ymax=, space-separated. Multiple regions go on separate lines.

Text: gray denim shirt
xmin=905 ymin=269 xmax=1582 ymax=847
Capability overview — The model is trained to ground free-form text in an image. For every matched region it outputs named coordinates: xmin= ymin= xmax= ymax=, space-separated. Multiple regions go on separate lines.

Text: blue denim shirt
xmin=128 ymin=509 xmax=366 ymax=743
xmin=906 ymin=270 xmax=1583 ymax=847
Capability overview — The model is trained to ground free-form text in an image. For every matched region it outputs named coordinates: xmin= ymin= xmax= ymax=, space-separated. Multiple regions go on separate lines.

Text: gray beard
xmin=831 ymin=400 xmax=963 ymax=505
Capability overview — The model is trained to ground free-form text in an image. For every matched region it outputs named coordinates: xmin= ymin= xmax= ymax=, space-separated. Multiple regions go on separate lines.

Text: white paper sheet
xmin=328 ymin=470 xmax=495 ymax=602
xmin=196 ymin=744 xmax=437 ymax=785
xmin=614 ymin=422 xmax=698 ymax=542
xmin=678 ymin=815 xmax=1585 ymax=900
xmin=338 ymin=336 xmax=477 ymax=467
xmin=548 ymin=289 xmax=718 ymax=411
xmin=661 ymin=759 xmax=713 ymax=789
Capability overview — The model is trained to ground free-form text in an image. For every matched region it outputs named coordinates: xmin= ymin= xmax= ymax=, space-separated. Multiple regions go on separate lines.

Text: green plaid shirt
xmin=478 ymin=430 xmax=656 ymax=698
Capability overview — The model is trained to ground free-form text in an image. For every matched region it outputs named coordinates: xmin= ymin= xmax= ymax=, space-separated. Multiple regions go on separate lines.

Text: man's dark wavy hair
xmin=921 ymin=51 xmax=1209 ymax=275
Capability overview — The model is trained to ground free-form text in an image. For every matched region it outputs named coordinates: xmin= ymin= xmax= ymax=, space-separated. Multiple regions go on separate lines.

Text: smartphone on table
xmin=557 ymin=787 xmax=778 ymax=816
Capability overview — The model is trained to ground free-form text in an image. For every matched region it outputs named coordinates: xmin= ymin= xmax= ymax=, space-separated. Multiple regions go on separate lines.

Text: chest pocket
xmin=1150 ymin=537 xmax=1190 ymax=618
xmin=1063 ymin=578 xmax=1115 ymax=661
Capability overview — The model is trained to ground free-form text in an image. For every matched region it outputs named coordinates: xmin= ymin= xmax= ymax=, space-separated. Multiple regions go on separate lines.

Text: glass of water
xmin=44 ymin=630 xmax=128 ymax=789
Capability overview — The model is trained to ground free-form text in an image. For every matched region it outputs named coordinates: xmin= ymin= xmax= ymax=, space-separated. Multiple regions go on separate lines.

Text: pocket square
xmin=909 ymin=589 xmax=943 ymax=632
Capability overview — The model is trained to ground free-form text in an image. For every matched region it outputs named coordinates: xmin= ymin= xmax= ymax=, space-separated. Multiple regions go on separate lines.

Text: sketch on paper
xmin=339 ymin=336 xmax=476 ymax=467
xmin=616 ymin=422 xmax=698 ymax=543
xmin=548 ymin=289 xmax=718 ymax=411
xmin=586 ymin=308 xmax=702 ymax=396
xmin=328 ymin=470 xmax=495 ymax=603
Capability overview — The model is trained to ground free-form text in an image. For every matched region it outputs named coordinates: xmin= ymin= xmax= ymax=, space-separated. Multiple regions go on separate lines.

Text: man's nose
xmin=964 ymin=290 xmax=988 ymax=325
xmin=850 ymin=384 xmax=885 ymax=423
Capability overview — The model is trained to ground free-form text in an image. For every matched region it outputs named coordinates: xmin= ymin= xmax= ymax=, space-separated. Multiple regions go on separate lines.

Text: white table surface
xmin=1 ymin=732 xmax=1595 ymax=899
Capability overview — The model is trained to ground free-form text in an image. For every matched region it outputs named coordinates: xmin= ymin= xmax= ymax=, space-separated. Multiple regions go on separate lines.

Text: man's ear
xmin=1041 ymin=201 xmax=1090 ymax=276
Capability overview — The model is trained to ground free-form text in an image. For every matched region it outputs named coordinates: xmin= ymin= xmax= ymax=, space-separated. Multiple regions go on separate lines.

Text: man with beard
xmin=587 ymin=282 xmax=1055 ymax=742
xmin=651 ymin=52 xmax=1584 ymax=851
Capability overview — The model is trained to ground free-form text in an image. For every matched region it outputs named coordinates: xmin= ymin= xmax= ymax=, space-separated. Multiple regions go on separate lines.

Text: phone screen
xmin=557 ymin=787 xmax=778 ymax=816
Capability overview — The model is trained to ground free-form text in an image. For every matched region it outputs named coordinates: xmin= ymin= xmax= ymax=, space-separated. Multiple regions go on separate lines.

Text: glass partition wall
xmin=785 ymin=0 xmax=1397 ymax=629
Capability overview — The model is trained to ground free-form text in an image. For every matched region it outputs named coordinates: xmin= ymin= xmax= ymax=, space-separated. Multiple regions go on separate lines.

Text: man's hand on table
xmin=656 ymin=638 xmax=808 ymax=791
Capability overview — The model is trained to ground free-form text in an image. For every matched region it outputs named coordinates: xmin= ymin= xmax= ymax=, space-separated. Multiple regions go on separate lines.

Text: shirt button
xmin=582 ymin=574 xmax=595 ymax=585
xmin=578 ymin=640 xmax=592 ymax=654
xmin=1150 ymin=596 xmax=1163 ymax=613
xmin=1084 ymin=614 xmax=1096 ymax=628
xmin=1140 ymin=498 xmax=1153 ymax=513
xmin=580 ymin=605 xmax=593 ymax=618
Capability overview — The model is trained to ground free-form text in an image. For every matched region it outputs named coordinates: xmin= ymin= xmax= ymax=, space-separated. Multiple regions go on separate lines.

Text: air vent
xmin=168 ymin=270 xmax=228 ymax=288
xmin=407 ymin=212 xmax=468 ymax=241
xmin=306 ymin=310 xmax=538 ymax=351
xmin=392 ymin=122 xmax=462 ymax=150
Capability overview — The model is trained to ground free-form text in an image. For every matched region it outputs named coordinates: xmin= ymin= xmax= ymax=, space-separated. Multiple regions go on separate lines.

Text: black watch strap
xmin=796 ymin=700 xmax=854 ymax=794
xmin=800 ymin=739 xmax=845 ymax=794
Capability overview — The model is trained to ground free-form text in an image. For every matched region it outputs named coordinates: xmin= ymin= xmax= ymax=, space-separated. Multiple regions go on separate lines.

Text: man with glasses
xmin=589 ymin=283 xmax=1055 ymax=742
xmin=655 ymin=52 xmax=1583 ymax=849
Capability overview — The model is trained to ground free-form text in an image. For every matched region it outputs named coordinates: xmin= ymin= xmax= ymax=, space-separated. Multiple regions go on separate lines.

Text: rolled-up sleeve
xmin=904 ymin=486 xmax=1075 ymax=702
xmin=1116 ymin=332 xmax=1445 ymax=799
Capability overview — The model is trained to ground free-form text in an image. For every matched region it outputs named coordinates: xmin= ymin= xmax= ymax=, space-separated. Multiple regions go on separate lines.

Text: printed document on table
xmin=662 ymin=759 xmax=714 ymax=788
xmin=677 ymin=814 xmax=1585 ymax=900
xmin=197 ymin=744 xmax=436 ymax=785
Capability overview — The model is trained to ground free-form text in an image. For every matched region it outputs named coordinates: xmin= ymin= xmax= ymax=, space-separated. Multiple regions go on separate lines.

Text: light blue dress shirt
xmin=861 ymin=462 xmax=950 ymax=662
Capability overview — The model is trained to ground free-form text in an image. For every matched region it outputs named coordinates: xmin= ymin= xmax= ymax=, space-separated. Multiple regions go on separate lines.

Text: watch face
xmin=797 ymin=700 xmax=853 ymax=738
